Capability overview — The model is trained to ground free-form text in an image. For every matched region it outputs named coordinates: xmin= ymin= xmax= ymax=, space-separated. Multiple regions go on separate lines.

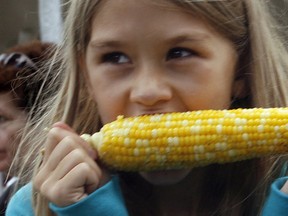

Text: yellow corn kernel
xmin=81 ymin=108 xmax=288 ymax=171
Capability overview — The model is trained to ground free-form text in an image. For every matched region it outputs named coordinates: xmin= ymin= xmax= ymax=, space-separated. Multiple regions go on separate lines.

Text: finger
xmin=52 ymin=122 xmax=75 ymax=131
xmin=36 ymin=136 xmax=99 ymax=187
xmin=43 ymin=125 xmax=96 ymax=164
xmin=34 ymin=136 xmax=73 ymax=190
xmin=47 ymin=148 xmax=102 ymax=182
xmin=43 ymin=136 xmax=88 ymax=172
xmin=63 ymin=162 xmax=101 ymax=197
xmin=34 ymin=149 xmax=101 ymax=195
xmin=52 ymin=123 xmax=97 ymax=158
xmin=41 ymin=163 xmax=100 ymax=207
xmin=63 ymin=163 xmax=102 ymax=194
xmin=42 ymin=136 xmax=74 ymax=172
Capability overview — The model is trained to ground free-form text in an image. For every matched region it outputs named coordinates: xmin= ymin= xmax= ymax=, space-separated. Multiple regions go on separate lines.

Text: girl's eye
xmin=101 ymin=52 xmax=130 ymax=64
xmin=166 ymin=48 xmax=196 ymax=60
xmin=0 ymin=115 xmax=9 ymax=124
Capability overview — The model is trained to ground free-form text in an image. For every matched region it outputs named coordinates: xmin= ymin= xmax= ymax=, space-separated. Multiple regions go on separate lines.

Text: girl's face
xmin=0 ymin=92 xmax=26 ymax=173
xmin=84 ymin=0 xmax=240 ymax=185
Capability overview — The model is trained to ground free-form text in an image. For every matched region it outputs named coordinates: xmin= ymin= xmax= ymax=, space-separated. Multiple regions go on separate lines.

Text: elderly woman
xmin=0 ymin=40 xmax=55 ymax=215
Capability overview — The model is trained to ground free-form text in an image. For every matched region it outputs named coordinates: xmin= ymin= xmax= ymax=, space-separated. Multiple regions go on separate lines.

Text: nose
xmin=130 ymin=66 xmax=172 ymax=106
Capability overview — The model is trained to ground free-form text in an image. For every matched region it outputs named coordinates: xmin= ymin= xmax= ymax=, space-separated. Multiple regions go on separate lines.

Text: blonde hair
xmin=12 ymin=0 xmax=288 ymax=215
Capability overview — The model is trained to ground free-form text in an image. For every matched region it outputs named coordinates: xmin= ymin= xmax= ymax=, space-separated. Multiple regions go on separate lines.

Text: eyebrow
xmin=89 ymin=40 xmax=126 ymax=49
xmin=89 ymin=33 xmax=210 ymax=50
xmin=167 ymin=34 xmax=210 ymax=44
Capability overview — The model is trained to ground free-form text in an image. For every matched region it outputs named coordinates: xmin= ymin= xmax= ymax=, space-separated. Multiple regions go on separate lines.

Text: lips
xmin=133 ymin=110 xmax=180 ymax=117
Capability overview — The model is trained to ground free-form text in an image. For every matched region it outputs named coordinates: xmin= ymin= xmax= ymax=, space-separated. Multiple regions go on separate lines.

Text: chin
xmin=139 ymin=168 xmax=192 ymax=186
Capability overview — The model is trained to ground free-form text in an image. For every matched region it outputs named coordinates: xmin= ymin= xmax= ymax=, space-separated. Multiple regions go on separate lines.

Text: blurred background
xmin=0 ymin=0 xmax=287 ymax=52
xmin=0 ymin=0 xmax=65 ymax=52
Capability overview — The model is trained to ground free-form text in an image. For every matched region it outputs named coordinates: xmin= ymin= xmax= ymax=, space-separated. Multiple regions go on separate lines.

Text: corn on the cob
xmin=81 ymin=108 xmax=288 ymax=171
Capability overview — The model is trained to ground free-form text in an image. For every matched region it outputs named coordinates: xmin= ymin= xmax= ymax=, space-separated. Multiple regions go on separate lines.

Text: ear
xmin=78 ymin=54 xmax=94 ymax=97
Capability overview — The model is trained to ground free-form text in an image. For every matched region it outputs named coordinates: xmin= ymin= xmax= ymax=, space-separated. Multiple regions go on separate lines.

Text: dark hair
xmin=0 ymin=40 xmax=56 ymax=111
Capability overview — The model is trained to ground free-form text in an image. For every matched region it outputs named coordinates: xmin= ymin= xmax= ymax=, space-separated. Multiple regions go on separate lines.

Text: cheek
xmin=176 ymin=71 xmax=234 ymax=110
xmin=0 ymin=126 xmax=20 ymax=150
xmin=0 ymin=118 xmax=26 ymax=148
xmin=89 ymin=82 xmax=127 ymax=124
xmin=0 ymin=129 xmax=11 ymax=149
xmin=0 ymin=129 xmax=15 ymax=171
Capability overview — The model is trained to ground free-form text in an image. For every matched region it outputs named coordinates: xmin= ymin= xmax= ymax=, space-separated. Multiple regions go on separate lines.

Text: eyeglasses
xmin=0 ymin=52 xmax=38 ymax=70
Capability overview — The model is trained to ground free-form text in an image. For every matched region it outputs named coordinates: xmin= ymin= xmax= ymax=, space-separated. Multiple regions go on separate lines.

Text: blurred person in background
xmin=0 ymin=40 xmax=56 ymax=215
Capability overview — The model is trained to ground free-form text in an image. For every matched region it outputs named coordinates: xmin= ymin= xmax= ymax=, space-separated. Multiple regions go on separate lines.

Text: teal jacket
xmin=6 ymin=176 xmax=288 ymax=216
xmin=6 ymin=176 xmax=128 ymax=216
xmin=262 ymin=177 xmax=288 ymax=216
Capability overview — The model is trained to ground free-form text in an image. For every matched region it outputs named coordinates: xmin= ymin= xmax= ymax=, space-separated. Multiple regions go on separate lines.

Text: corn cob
xmin=81 ymin=108 xmax=288 ymax=171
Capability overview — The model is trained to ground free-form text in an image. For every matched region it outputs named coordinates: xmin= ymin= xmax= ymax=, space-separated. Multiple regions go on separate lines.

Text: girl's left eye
xmin=101 ymin=52 xmax=130 ymax=64
xmin=166 ymin=47 xmax=196 ymax=60
xmin=0 ymin=115 xmax=9 ymax=124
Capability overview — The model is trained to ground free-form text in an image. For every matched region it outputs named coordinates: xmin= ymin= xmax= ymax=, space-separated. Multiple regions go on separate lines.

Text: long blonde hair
xmin=13 ymin=0 xmax=288 ymax=215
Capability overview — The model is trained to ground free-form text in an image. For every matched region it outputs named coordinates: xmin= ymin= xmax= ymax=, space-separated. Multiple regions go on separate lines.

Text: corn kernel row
xmin=81 ymin=108 xmax=288 ymax=171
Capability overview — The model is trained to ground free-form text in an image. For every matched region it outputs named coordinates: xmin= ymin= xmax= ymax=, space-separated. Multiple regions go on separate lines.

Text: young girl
xmin=6 ymin=0 xmax=288 ymax=215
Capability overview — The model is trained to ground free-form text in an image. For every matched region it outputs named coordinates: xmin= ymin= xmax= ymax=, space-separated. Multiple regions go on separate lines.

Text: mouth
xmin=132 ymin=110 xmax=179 ymax=117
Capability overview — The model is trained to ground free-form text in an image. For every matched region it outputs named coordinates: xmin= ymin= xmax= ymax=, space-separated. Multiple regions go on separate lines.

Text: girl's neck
xmin=150 ymin=168 xmax=206 ymax=216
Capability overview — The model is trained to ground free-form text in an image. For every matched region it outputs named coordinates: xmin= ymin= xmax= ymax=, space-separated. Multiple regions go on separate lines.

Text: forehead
xmin=93 ymin=0 xmax=190 ymax=22
xmin=89 ymin=0 xmax=216 ymax=40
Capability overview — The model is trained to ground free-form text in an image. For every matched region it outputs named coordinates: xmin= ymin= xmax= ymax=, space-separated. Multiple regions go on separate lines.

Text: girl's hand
xmin=33 ymin=122 xmax=111 ymax=207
